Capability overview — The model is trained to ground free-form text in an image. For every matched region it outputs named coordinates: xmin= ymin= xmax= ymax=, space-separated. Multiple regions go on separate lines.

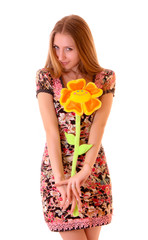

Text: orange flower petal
xmin=60 ymin=88 xmax=72 ymax=105
xmin=83 ymin=98 xmax=102 ymax=115
xmin=85 ymin=82 xmax=103 ymax=98
xmin=67 ymin=79 xmax=86 ymax=91
xmin=64 ymin=99 xmax=83 ymax=116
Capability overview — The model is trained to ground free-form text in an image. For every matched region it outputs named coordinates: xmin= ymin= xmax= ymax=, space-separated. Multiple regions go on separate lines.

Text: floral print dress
xmin=36 ymin=68 xmax=116 ymax=232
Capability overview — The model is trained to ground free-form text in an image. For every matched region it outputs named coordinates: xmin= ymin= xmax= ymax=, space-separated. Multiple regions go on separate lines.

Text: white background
xmin=0 ymin=0 xmax=148 ymax=239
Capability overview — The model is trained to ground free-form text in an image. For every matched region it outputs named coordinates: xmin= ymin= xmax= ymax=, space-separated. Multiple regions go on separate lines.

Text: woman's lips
xmin=61 ymin=62 xmax=69 ymax=66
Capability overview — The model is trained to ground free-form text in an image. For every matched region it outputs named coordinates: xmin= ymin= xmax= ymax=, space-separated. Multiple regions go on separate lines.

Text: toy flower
xmin=60 ymin=79 xmax=103 ymax=217
xmin=60 ymin=78 xmax=103 ymax=116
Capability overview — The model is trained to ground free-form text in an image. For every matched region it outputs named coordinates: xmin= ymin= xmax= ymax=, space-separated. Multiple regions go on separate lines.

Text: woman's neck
xmin=62 ymin=70 xmax=81 ymax=80
xmin=61 ymin=69 xmax=93 ymax=87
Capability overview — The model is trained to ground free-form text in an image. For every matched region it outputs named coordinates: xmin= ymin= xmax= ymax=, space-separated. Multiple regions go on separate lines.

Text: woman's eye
xmin=66 ymin=47 xmax=73 ymax=51
xmin=53 ymin=45 xmax=59 ymax=49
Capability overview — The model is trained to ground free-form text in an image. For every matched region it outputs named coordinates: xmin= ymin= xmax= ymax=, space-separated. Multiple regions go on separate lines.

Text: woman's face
xmin=53 ymin=33 xmax=80 ymax=71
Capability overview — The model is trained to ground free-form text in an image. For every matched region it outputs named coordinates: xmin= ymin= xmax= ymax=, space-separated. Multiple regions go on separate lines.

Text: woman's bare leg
xmin=84 ymin=226 xmax=101 ymax=240
xmin=60 ymin=229 xmax=87 ymax=240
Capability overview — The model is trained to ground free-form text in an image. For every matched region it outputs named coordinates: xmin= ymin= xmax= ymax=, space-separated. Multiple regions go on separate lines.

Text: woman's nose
xmin=58 ymin=50 xmax=66 ymax=61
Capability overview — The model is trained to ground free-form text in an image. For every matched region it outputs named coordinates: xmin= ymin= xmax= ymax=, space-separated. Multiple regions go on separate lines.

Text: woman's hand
xmin=56 ymin=184 xmax=80 ymax=214
xmin=55 ymin=163 xmax=91 ymax=213
xmin=56 ymin=185 xmax=67 ymax=208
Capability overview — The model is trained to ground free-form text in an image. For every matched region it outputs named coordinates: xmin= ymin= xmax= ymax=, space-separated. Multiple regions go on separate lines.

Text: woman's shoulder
xmin=36 ymin=68 xmax=54 ymax=95
xmin=95 ymin=68 xmax=115 ymax=81
xmin=94 ymin=68 xmax=116 ymax=95
xmin=36 ymin=68 xmax=52 ymax=81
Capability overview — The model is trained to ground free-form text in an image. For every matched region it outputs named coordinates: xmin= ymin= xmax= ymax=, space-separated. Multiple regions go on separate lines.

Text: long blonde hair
xmin=45 ymin=15 xmax=104 ymax=78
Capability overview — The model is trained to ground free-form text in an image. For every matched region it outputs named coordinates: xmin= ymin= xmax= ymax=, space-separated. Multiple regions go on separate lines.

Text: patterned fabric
xmin=36 ymin=68 xmax=116 ymax=232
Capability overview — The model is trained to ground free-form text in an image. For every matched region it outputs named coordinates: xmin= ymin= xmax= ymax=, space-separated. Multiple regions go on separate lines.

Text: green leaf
xmin=65 ymin=132 xmax=75 ymax=145
xmin=78 ymin=144 xmax=93 ymax=155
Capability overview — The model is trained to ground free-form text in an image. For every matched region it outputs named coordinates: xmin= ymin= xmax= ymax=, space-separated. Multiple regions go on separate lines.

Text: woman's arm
xmin=84 ymin=92 xmax=113 ymax=168
xmin=37 ymin=92 xmax=82 ymax=212
xmin=37 ymin=92 xmax=65 ymax=183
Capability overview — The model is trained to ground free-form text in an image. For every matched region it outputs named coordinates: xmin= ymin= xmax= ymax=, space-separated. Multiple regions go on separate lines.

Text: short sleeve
xmin=94 ymin=69 xmax=116 ymax=97
xmin=102 ymin=69 xmax=116 ymax=97
xmin=36 ymin=69 xmax=53 ymax=97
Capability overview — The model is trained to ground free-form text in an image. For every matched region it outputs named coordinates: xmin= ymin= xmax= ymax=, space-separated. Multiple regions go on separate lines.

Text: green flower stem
xmin=71 ymin=114 xmax=81 ymax=217
xmin=71 ymin=114 xmax=80 ymax=177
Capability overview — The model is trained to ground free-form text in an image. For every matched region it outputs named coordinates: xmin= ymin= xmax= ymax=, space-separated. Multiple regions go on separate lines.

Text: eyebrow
xmin=53 ymin=44 xmax=74 ymax=48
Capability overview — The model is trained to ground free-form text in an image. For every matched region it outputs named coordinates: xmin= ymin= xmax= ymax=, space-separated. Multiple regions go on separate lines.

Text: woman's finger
xmin=55 ymin=179 xmax=69 ymax=187
xmin=71 ymin=183 xmax=80 ymax=201
xmin=77 ymin=197 xmax=82 ymax=212
xmin=62 ymin=198 xmax=70 ymax=211
xmin=67 ymin=182 xmax=72 ymax=202
xmin=71 ymin=184 xmax=82 ymax=212
xmin=75 ymin=181 xmax=81 ymax=196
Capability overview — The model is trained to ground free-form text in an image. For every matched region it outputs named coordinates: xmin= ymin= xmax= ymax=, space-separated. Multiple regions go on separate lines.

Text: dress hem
xmin=46 ymin=214 xmax=112 ymax=232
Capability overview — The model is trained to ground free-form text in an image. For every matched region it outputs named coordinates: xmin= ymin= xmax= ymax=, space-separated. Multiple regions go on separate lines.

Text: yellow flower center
xmin=70 ymin=90 xmax=91 ymax=103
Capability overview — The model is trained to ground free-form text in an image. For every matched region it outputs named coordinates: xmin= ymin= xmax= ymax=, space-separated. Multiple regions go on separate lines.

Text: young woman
xmin=36 ymin=15 xmax=116 ymax=240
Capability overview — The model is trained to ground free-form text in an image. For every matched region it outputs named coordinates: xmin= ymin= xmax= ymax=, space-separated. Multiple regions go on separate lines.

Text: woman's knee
xmin=59 ymin=229 xmax=87 ymax=240
xmin=84 ymin=226 xmax=101 ymax=240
